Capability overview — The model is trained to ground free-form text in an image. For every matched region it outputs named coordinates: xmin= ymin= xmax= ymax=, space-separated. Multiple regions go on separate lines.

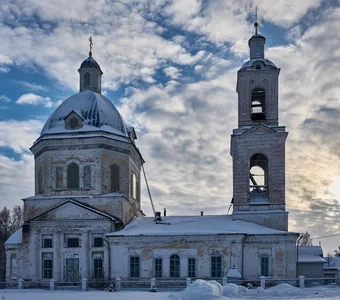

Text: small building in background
xmin=297 ymin=246 xmax=325 ymax=280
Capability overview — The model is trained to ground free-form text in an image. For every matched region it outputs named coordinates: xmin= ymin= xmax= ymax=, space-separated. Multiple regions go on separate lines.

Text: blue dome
xmin=80 ymin=55 xmax=101 ymax=69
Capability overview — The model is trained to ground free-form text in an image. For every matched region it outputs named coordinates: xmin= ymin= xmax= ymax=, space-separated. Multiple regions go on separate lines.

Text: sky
xmin=0 ymin=0 xmax=340 ymax=255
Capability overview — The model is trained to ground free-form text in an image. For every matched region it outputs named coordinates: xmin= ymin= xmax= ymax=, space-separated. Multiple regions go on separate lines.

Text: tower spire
xmin=254 ymin=6 xmax=258 ymax=35
xmin=89 ymin=36 xmax=93 ymax=57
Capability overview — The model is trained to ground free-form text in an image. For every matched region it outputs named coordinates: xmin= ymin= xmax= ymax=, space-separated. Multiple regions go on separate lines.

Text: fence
xmin=3 ymin=276 xmax=340 ymax=292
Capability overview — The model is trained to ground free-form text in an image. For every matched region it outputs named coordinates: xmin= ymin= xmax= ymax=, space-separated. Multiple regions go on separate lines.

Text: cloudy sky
xmin=1 ymin=0 xmax=340 ymax=254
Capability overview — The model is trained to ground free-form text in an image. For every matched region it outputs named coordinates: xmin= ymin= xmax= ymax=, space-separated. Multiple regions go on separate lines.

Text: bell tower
xmin=231 ymin=21 xmax=288 ymax=231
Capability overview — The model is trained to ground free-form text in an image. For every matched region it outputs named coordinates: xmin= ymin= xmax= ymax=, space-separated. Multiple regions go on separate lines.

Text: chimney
xmin=164 ymin=208 xmax=167 ymax=217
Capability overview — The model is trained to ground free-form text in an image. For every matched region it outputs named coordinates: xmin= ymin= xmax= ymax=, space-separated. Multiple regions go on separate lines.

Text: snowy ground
xmin=3 ymin=281 xmax=340 ymax=300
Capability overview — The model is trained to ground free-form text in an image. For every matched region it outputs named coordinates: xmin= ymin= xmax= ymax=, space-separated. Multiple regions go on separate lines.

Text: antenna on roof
xmin=254 ymin=6 xmax=259 ymax=35
xmin=89 ymin=36 xmax=93 ymax=57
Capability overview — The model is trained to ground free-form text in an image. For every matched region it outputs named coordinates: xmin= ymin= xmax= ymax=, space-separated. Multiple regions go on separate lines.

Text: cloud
xmin=0 ymin=67 xmax=10 ymax=73
xmin=16 ymin=93 xmax=53 ymax=108
xmin=14 ymin=81 xmax=47 ymax=92
xmin=0 ymin=95 xmax=11 ymax=103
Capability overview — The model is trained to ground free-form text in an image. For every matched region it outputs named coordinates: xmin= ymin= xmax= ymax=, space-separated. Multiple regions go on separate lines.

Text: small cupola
xmin=78 ymin=37 xmax=103 ymax=94
xmin=248 ymin=13 xmax=266 ymax=59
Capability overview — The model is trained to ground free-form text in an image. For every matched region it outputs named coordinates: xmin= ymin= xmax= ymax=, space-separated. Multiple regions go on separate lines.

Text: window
xmin=130 ymin=256 xmax=140 ymax=278
xmin=131 ymin=173 xmax=137 ymax=199
xmin=93 ymin=236 xmax=103 ymax=247
xmin=261 ymin=256 xmax=269 ymax=277
xmin=170 ymin=254 xmax=180 ymax=277
xmin=42 ymin=235 xmax=53 ymax=248
xmin=84 ymin=72 xmax=90 ymax=86
xmin=251 ymin=88 xmax=266 ymax=121
xmin=56 ymin=166 xmax=63 ymax=189
xmin=211 ymin=256 xmax=222 ymax=278
xmin=38 ymin=167 xmax=43 ymax=194
xmin=67 ymin=238 xmax=79 ymax=248
xmin=188 ymin=258 xmax=196 ymax=278
xmin=10 ymin=254 xmax=17 ymax=279
xmin=42 ymin=253 xmax=53 ymax=279
xmin=110 ymin=164 xmax=120 ymax=192
xmin=93 ymin=253 xmax=104 ymax=279
xmin=154 ymin=258 xmax=162 ymax=278
xmin=84 ymin=166 xmax=91 ymax=189
xmin=249 ymin=153 xmax=269 ymax=203
xmin=67 ymin=163 xmax=79 ymax=189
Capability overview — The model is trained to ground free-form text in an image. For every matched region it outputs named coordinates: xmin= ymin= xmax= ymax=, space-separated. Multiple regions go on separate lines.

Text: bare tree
xmin=0 ymin=205 xmax=23 ymax=281
xmin=298 ymin=232 xmax=313 ymax=246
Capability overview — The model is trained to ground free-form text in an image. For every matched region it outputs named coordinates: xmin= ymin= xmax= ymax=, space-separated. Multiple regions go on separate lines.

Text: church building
xmin=5 ymin=24 xmax=299 ymax=283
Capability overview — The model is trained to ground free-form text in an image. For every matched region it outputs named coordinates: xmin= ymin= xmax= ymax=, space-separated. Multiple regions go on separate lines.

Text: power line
xmin=311 ymin=233 xmax=340 ymax=240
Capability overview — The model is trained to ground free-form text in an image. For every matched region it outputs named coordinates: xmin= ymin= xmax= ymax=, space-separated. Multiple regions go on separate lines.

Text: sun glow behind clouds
xmin=329 ymin=176 xmax=340 ymax=201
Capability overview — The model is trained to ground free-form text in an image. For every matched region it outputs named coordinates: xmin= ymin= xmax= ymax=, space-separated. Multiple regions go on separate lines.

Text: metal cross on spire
xmin=254 ymin=6 xmax=259 ymax=35
xmin=89 ymin=36 xmax=93 ymax=56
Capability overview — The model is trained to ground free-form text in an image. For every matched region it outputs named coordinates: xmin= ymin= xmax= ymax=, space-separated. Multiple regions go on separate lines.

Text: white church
xmin=5 ymin=24 xmax=299 ymax=283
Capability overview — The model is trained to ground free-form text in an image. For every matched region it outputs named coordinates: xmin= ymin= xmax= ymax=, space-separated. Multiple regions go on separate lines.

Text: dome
xmin=40 ymin=90 xmax=128 ymax=137
xmin=239 ymin=58 xmax=277 ymax=71
xmin=80 ymin=55 xmax=101 ymax=69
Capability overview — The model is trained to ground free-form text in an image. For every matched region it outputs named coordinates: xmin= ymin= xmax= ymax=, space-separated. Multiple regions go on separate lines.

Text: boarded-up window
xmin=38 ymin=167 xmax=43 ymax=194
xmin=10 ymin=254 xmax=17 ymax=279
xmin=67 ymin=163 xmax=79 ymax=189
xmin=84 ymin=72 xmax=90 ymax=86
xmin=56 ymin=166 xmax=63 ymax=189
xmin=84 ymin=166 xmax=91 ymax=189
xmin=132 ymin=173 xmax=137 ymax=199
xmin=110 ymin=164 xmax=120 ymax=192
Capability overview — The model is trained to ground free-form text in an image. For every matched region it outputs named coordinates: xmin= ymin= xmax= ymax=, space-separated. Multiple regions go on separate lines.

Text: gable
xmin=32 ymin=201 xmax=108 ymax=221
xmin=242 ymin=124 xmax=276 ymax=135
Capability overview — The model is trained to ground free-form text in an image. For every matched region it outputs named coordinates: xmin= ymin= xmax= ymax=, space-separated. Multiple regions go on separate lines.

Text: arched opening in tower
xmin=251 ymin=88 xmax=266 ymax=121
xmin=249 ymin=153 xmax=269 ymax=203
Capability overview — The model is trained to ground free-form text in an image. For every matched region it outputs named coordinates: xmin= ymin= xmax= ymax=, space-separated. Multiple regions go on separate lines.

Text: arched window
xmin=67 ymin=163 xmax=79 ymax=189
xmin=84 ymin=72 xmax=90 ymax=86
xmin=170 ymin=254 xmax=180 ymax=277
xmin=110 ymin=164 xmax=120 ymax=192
xmin=132 ymin=173 xmax=137 ymax=199
xmin=249 ymin=153 xmax=268 ymax=203
xmin=251 ymin=88 xmax=266 ymax=121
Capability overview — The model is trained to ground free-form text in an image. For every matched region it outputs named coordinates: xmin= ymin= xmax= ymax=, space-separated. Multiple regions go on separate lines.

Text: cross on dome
xmin=89 ymin=36 xmax=93 ymax=57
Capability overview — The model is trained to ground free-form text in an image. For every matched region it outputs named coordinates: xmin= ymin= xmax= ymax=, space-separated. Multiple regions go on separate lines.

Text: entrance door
xmin=65 ymin=258 xmax=79 ymax=283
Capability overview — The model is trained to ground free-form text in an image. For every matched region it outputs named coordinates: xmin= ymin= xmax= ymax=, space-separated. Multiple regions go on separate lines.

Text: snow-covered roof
xmin=240 ymin=58 xmax=277 ymax=71
xmin=107 ymin=215 xmax=295 ymax=237
xmin=298 ymin=246 xmax=326 ymax=263
xmin=39 ymin=90 xmax=129 ymax=139
xmin=5 ymin=228 xmax=22 ymax=245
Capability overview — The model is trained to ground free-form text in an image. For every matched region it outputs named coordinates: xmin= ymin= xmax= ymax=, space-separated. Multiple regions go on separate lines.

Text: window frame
xmin=170 ymin=254 xmax=180 ymax=278
xmin=130 ymin=256 xmax=140 ymax=278
xmin=67 ymin=237 xmax=80 ymax=248
xmin=260 ymin=256 xmax=269 ymax=277
xmin=188 ymin=258 xmax=196 ymax=278
xmin=42 ymin=235 xmax=53 ymax=248
xmin=154 ymin=258 xmax=162 ymax=278
xmin=67 ymin=162 xmax=79 ymax=190
xmin=93 ymin=253 xmax=104 ymax=279
xmin=42 ymin=253 xmax=53 ymax=279
xmin=93 ymin=236 xmax=103 ymax=248
xmin=211 ymin=255 xmax=222 ymax=278
xmin=110 ymin=164 xmax=120 ymax=192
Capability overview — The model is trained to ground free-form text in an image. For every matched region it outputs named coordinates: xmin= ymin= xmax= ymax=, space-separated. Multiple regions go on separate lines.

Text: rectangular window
xmin=42 ymin=237 xmax=53 ymax=248
xmin=93 ymin=253 xmax=104 ymax=279
xmin=84 ymin=166 xmax=91 ymax=189
xmin=188 ymin=258 xmax=196 ymax=278
xmin=261 ymin=256 xmax=269 ymax=277
xmin=10 ymin=254 xmax=17 ymax=279
xmin=56 ymin=166 xmax=63 ymax=189
xmin=211 ymin=256 xmax=222 ymax=278
xmin=93 ymin=236 xmax=103 ymax=247
xmin=130 ymin=256 xmax=140 ymax=278
xmin=67 ymin=238 xmax=79 ymax=248
xmin=42 ymin=253 xmax=53 ymax=279
xmin=154 ymin=258 xmax=162 ymax=278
